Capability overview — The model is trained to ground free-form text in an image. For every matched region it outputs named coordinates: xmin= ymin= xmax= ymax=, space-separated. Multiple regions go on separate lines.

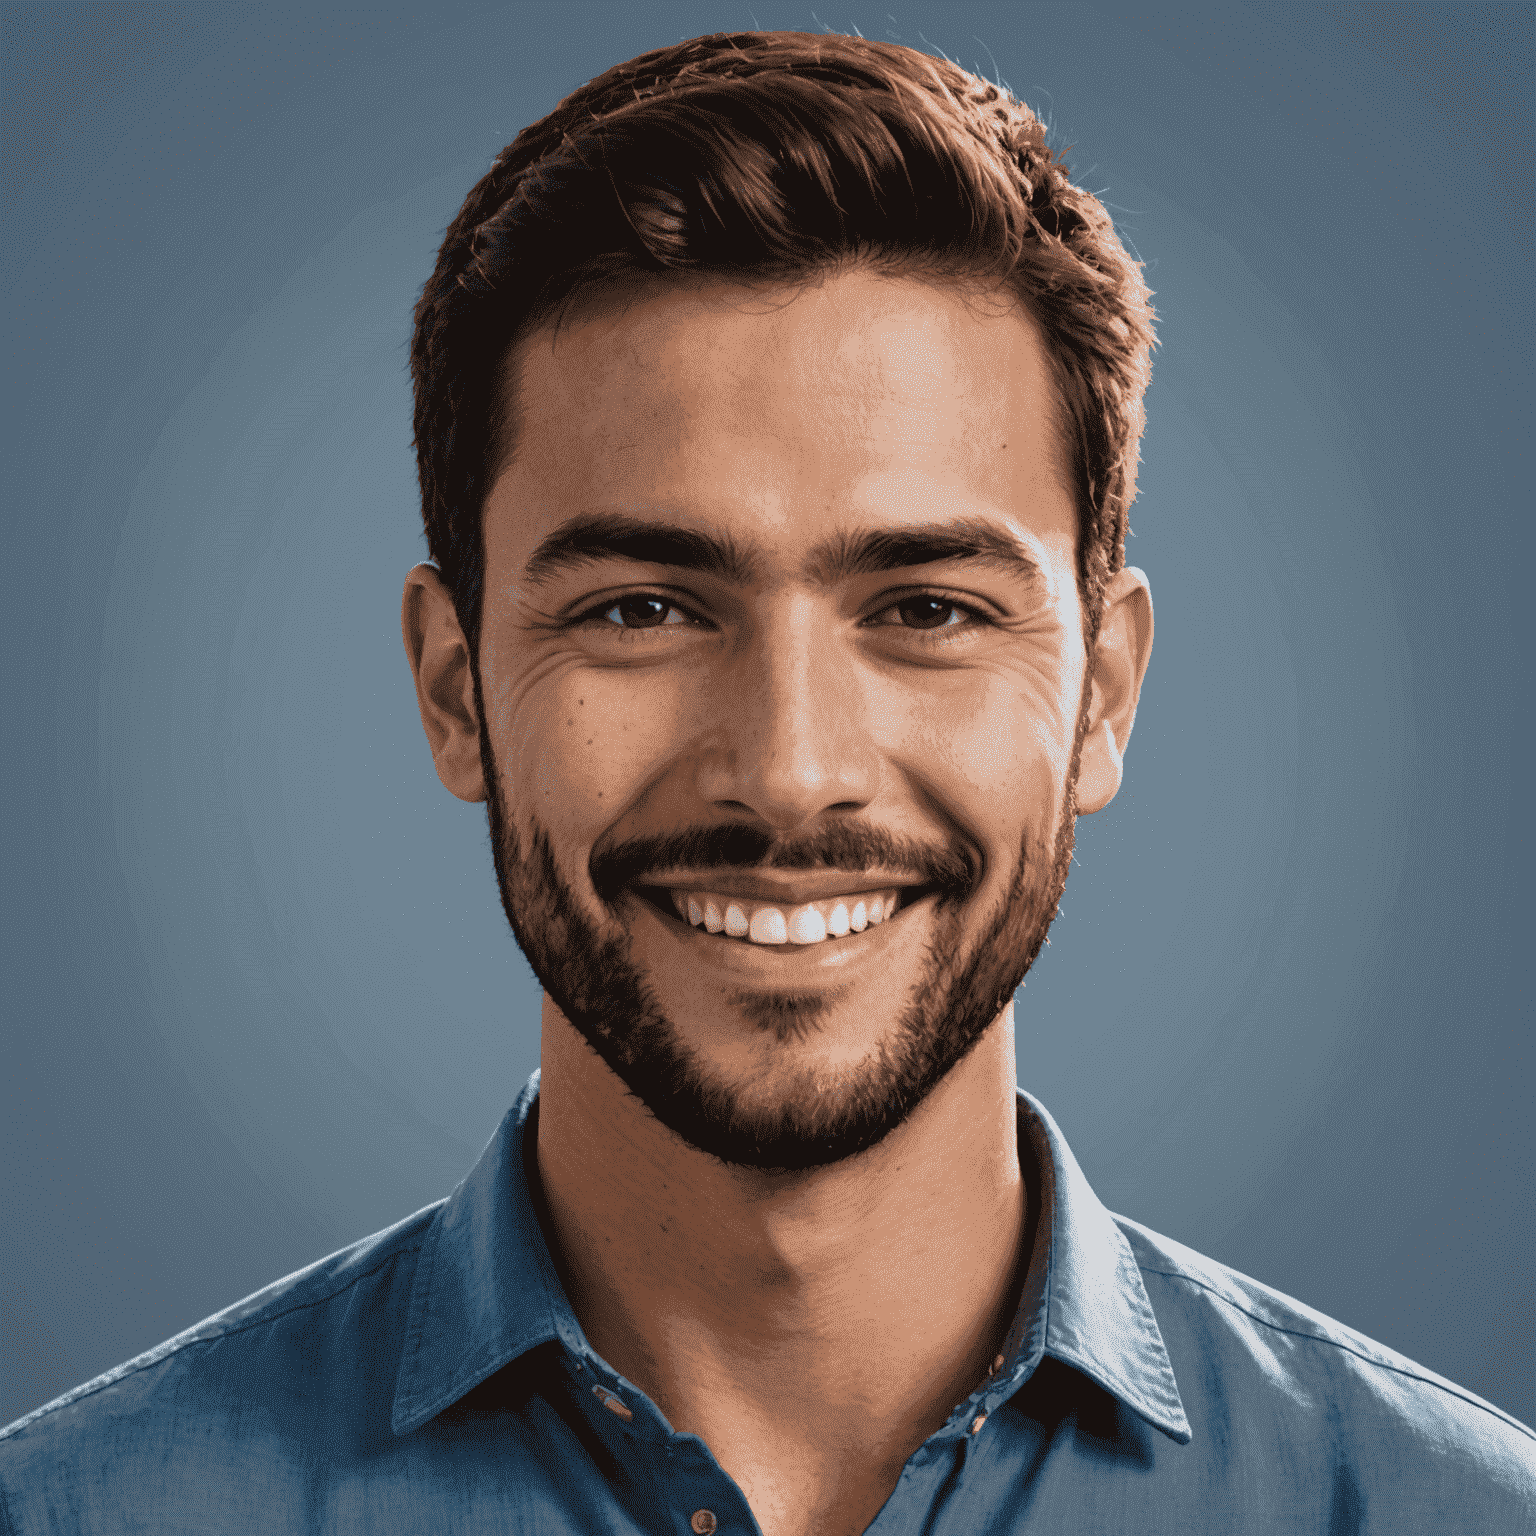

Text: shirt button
xmin=971 ymin=1413 xmax=987 ymax=1435
xmin=690 ymin=1512 xmax=718 ymax=1534
xmin=592 ymin=1385 xmax=633 ymax=1421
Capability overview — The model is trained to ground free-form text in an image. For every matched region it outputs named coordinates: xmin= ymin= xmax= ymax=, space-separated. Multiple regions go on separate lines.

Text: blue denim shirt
xmin=3 ymin=1071 xmax=1531 ymax=1533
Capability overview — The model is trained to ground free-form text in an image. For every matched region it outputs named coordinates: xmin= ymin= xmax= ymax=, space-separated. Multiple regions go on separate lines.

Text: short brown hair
xmin=410 ymin=30 xmax=1155 ymax=652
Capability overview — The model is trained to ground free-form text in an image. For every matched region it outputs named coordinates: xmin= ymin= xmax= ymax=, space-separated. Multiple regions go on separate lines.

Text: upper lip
xmin=633 ymin=872 xmax=931 ymax=904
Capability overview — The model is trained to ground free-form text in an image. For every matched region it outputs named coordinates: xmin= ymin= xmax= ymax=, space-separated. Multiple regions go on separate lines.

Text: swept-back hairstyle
xmin=410 ymin=30 xmax=1155 ymax=655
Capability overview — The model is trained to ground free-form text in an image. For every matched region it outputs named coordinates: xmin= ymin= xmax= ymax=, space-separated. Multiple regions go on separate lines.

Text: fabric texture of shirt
xmin=3 ymin=1070 xmax=1532 ymax=1533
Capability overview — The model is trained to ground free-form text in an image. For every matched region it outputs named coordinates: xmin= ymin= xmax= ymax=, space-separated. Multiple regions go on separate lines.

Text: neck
xmin=532 ymin=995 xmax=1028 ymax=1458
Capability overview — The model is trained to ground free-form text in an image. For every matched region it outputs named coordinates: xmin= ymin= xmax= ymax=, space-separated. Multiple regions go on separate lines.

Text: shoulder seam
xmin=0 ymin=1244 xmax=423 ymax=1443
xmin=1137 ymin=1263 xmax=1535 ymax=1445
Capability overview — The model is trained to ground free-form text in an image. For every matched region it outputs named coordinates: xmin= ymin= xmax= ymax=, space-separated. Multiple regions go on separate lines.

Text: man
xmin=2 ymin=29 xmax=1530 ymax=1535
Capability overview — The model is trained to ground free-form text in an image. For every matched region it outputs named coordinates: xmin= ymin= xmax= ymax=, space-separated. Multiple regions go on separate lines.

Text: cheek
xmin=489 ymin=659 xmax=691 ymax=833
xmin=892 ymin=666 xmax=1080 ymax=841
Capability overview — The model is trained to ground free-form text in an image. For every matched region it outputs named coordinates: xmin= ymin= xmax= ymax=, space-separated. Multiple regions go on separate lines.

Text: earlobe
xmin=1075 ymin=566 xmax=1153 ymax=816
xmin=1074 ymin=718 xmax=1124 ymax=815
xmin=401 ymin=563 xmax=488 ymax=804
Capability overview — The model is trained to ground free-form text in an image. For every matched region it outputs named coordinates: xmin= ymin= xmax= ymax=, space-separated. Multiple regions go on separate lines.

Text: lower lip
xmin=621 ymin=888 xmax=938 ymax=979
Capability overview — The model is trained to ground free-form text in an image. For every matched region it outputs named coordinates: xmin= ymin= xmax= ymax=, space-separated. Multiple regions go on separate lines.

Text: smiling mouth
xmin=630 ymin=883 xmax=936 ymax=947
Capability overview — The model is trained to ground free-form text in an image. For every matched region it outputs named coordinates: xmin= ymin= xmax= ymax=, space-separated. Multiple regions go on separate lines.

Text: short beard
xmin=475 ymin=670 xmax=1088 ymax=1174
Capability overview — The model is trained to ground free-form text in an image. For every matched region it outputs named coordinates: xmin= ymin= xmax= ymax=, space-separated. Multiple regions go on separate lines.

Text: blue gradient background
xmin=3 ymin=3 xmax=1531 ymax=1428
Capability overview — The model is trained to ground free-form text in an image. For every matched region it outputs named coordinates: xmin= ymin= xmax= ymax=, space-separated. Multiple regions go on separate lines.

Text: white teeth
xmin=665 ymin=887 xmax=909 ymax=946
xmin=749 ymin=908 xmax=788 ymax=944
xmin=788 ymin=905 xmax=827 ymax=944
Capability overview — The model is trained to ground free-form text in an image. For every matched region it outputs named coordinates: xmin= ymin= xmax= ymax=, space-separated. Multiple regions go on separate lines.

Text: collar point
xmin=390 ymin=1397 xmax=437 ymax=1438
xmin=1140 ymin=1400 xmax=1193 ymax=1445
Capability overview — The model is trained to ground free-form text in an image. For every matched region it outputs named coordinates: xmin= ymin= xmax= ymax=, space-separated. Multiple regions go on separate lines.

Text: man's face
xmin=475 ymin=269 xmax=1092 ymax=1172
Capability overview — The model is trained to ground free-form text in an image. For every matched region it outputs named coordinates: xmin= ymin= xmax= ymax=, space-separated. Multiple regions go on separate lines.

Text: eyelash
xmin=572 ymin=591 xmax=994 ymax=643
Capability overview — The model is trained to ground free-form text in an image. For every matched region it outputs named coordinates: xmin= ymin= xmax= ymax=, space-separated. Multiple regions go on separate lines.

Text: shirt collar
xmin=1008 ymin=1089 xmax=1191 ymax=1443
xmin=392 ymin=1072 xmax=569 ymax=1435
xmin=393 ymin=1071 xmax=1190 ymax=1445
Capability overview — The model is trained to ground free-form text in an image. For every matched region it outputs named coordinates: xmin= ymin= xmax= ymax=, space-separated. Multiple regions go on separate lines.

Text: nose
xmin=694 ymin=594 xmax=880 ymax=831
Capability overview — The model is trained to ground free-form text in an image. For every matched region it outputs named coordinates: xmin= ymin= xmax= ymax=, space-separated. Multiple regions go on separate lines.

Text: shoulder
xmin=0 ymin=1200 xmax=442 ymax=1532
xmin=1114 ymin=1214 xmax=1536 ymax=1511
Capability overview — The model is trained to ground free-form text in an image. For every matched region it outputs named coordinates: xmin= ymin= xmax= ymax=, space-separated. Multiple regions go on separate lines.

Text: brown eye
xmin=895 ymin=596 xmax=962 ymax=630
xmin=604 ymin=595 xmax=677 ymax=628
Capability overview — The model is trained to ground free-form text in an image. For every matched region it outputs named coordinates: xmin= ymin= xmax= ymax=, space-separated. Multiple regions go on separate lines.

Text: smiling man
xmin=2 ymin=28 xmax=1531 ymax=1536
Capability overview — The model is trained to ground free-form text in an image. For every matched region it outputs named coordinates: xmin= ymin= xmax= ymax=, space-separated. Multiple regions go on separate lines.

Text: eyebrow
xmin=523 ymin=514 xmax=762 ymax=587
xmin=801 ymin=519 xmax=1047 ymax=588
xmin=522 ymin=512 xmax=1046 ymax=590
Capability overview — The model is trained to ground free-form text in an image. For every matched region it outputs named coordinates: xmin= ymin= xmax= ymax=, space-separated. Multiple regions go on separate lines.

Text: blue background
xmin=3 ymin=2 xmax=1531 ymax=1428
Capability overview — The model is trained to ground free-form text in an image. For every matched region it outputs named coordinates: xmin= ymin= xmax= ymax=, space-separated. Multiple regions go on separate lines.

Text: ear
xmin=401 ymin=563 xmax=487 ymax=803
xmin=1074 ymin=566 xmax=1154 ymax=815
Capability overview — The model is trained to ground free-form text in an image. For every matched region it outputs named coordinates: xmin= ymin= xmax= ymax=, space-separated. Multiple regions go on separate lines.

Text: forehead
xmin=488 ymin=267 xmax=1076 ymax=574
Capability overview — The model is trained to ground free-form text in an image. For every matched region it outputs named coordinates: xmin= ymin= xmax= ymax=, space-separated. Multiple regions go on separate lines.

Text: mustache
xmin=589 ymin=821 xmax=981 ymax=903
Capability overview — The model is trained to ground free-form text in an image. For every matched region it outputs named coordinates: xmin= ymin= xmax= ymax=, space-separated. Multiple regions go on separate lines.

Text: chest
xmin=728 ymin=1468 xmax=896 ymax=1536
xmin=703 ymin=1436 xmax=914 ymax=1536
